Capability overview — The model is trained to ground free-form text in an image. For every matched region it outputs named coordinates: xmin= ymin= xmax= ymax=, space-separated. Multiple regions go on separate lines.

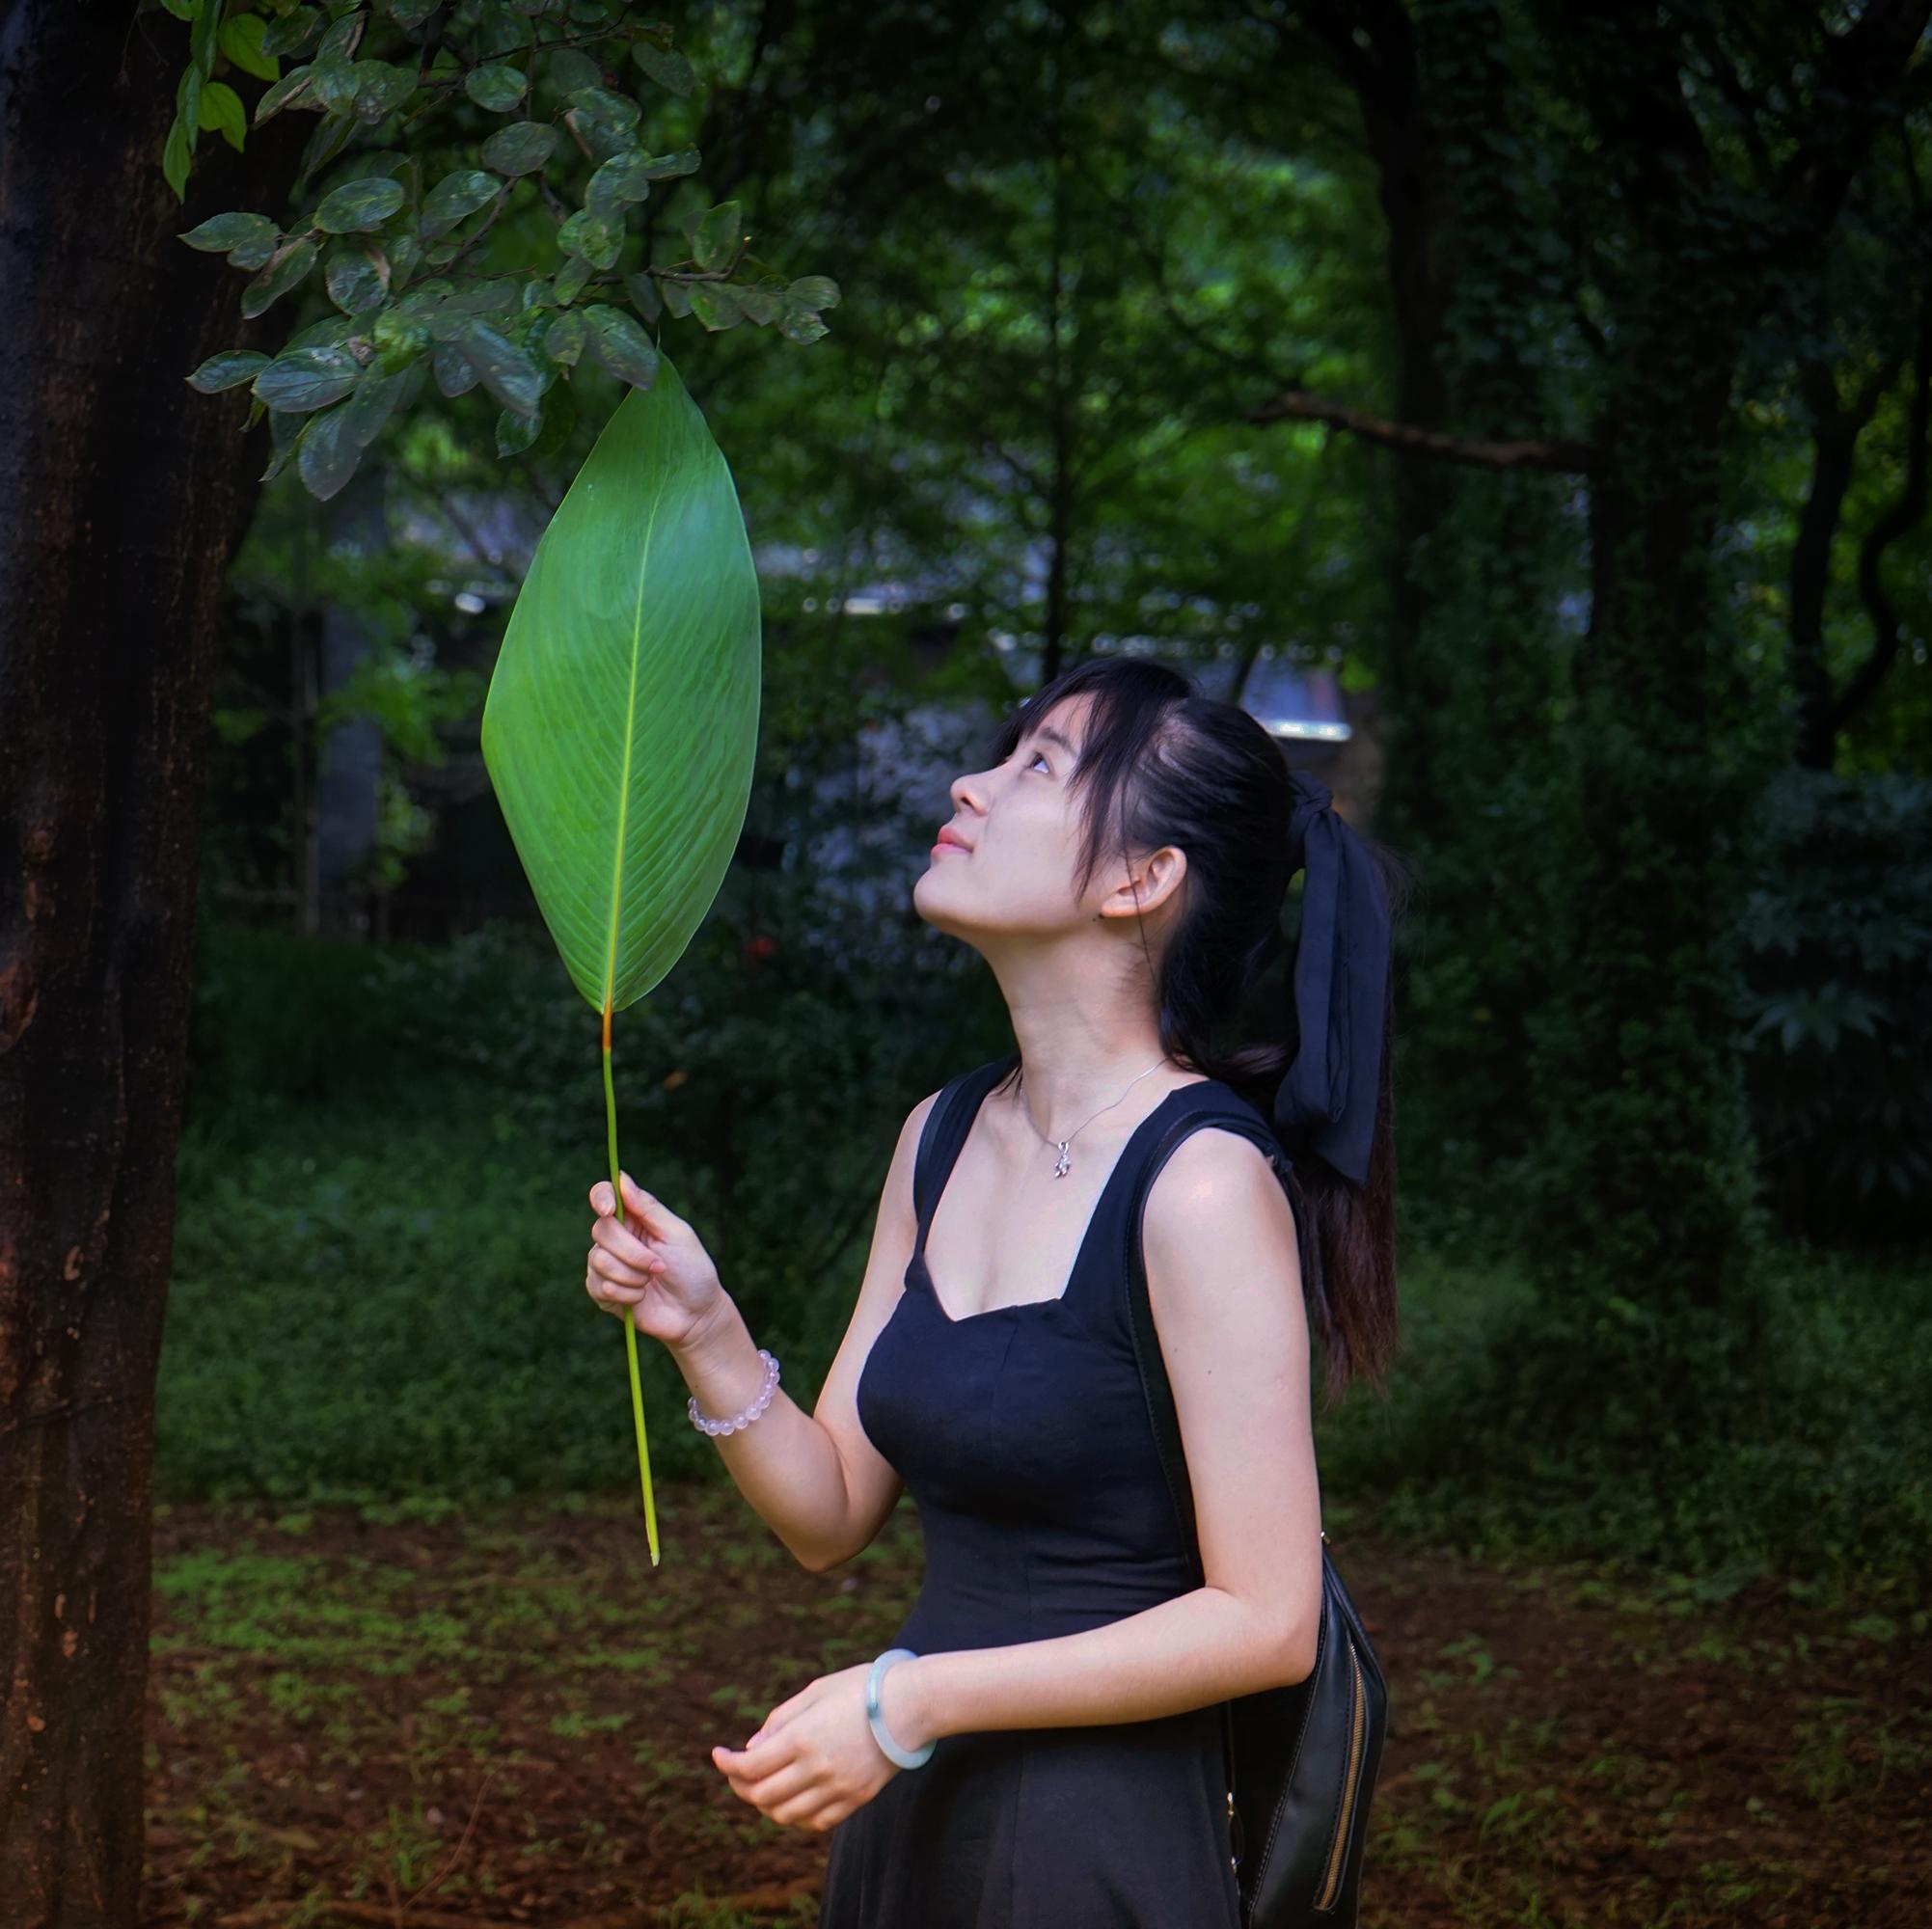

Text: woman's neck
xmin=1002 ymin=1024 xmax=1175 ymax=1136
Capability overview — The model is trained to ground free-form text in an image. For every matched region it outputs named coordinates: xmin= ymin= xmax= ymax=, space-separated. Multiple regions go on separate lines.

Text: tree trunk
xmin=1521 ymin=0 xmax=1932 ymax=1378
xmin=1379 ymin=0 xmax=1578 ymax=1183
xmin=0 ymin=7 xmax=302 ymax=1921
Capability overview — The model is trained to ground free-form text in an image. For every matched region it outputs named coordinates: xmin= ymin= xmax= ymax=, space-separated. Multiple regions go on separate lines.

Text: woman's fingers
xmin=587 ymin=1175 xmax=650 ymax=1220
xmin=589 ymin=1170 xmax=661 ymax=1213
xmin=589 ymin=1206 xmax=663 ymax=1275
xmin=589 ymin=1251 xmax=654 ymax=1291
xmin=590 ymin=1209 xmax=659 ymax=1273
xmin=589 ymin=1173 xmax=685 ymax=1247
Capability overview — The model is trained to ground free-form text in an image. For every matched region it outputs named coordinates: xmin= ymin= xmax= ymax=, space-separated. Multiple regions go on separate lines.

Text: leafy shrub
xmin=1738 ymin=769 xmax=1932 ymax=1246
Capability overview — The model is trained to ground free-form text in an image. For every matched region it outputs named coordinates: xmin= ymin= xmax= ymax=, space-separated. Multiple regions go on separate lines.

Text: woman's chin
xmin=912 ymin=872 xmax=968 ymax=934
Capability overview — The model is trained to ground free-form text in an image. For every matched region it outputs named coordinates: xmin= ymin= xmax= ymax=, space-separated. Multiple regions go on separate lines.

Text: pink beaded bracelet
xmin=688 ymin=1348 xmax=781 ymax=1437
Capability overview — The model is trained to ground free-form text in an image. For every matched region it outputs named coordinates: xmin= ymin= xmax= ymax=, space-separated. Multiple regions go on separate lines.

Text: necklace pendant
xmin=1052 ymin=1142 xmax=1072 ymax=1178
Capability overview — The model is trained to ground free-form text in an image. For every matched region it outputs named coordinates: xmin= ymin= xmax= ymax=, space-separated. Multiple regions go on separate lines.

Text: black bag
xmin=1120 ymin=1102 xmax=1390 ymax=1928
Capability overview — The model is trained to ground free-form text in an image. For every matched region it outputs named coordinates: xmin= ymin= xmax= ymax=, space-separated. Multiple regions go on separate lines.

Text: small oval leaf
xmin=259 ymin=8 xmax=323 ymax=58
xmin=631 ymin=41 xmax=695 ymax=97
xmin=296 ymin=401 xmax=364 ymax=501
xmin=337 ymin=367 xmax=407 ymax=449
xmin=254 ymin=68 xmax=314 ymax=123
xmin=451 ymin=317 xmax=544 ymax=416
xmin=545 ymin=47 xmax=602 ymax=95
xmin=785 ymin=275 xmax=841 ymax=312
xmin=217 ymin=14 xmax=281 ymax=81
xmin=432 ymin=339 xmax=481 ymax=397
xmin=564 ymin=85 xmax=639 ymax=131
xmin=688 ymin=283 xmax=749 ymax=332
xmin=313 ymin=176 xmax=406 ymax=232
xmin=543 ymin=308 xmax=586 ymax=367
xmin=309 ymin=53 xmax=361 ymax=112
xmin=181 ymin=211 xmax=278 ymax=254
xmin=558 ymin=210 xmax=623 ymax=270
xmin=197 ymin=81 xmax=249 ymax=150
xmin=240 ymin=237 xmax=319 ymax=317
xmin=253 ymin=344 xmax=364 ymax=412
xmin=466 ymin=62 xmax=529 ymax=111
xmin=481 ymin=121 xmax=559 ymax=177
xmin=692 ymin=201 xmax=742 ymax=273
xmin=585 ymin=150 xmax=655 ymax=219
xmin=497 ymin=403 xmax=542 ymax=458
xmin=421 ymin=168 xmax=499 ymax=239
xmin=323 ymin=239 xmax=390 ymax=314
xmin=352 ymin=59 xmax=416 ymax=123
xmin=634 ymin=148 xmax=700 ymax=181
xmin=582 ymin=304 xmax=659 ymax=388
xmin=187 ymin=349 xmax=272 ymax=394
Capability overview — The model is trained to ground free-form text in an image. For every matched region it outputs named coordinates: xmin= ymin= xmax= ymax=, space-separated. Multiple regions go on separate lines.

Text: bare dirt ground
xmin=141 ymin=1480 xmax=1931 ymax=1928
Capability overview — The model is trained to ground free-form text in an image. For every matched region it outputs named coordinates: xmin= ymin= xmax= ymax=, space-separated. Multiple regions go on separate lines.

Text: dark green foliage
xmin=1315 ymin=1244 xmax=1932 ymax=1594
xmin=170 ymin=877 xmax=1007 ymax=1502
xmin=162 ymin=1068 xmax=707 ymax=1502
xmin=1740 ymin=770 xmax=1932 ymax=1244
xmin=165 ymin=931 xmax=1932 ymax=1590
xmin=159 ymin=0 xmax=840 ymax=503
xmin=184 ymin=922 xmax=427 ymax=1119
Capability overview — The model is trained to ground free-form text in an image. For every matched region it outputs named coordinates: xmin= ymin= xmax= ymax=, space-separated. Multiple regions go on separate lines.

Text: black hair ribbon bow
xmin=1273 ymin=772 xmax=1392 ymax=1187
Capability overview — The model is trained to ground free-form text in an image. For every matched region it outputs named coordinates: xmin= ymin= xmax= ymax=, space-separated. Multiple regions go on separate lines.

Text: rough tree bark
xmin=0 ymin=7 xmax=304 ymax=1922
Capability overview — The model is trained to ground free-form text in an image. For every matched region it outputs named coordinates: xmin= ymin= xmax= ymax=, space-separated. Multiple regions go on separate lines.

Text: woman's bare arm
xmin=667 ymin=1089 xmax=939 ymax=1572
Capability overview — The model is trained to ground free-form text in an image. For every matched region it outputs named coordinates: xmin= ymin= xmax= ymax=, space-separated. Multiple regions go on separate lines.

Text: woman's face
xmin=914 ymin=692 xmax=1182 ymax=944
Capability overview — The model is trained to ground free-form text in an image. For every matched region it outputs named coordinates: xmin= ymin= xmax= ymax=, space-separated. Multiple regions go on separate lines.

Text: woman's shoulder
xmin=1149 ymin=1077 xmax=1294 ymax=1197
xmin=1140 ymin=1088 xmax=1297 ymax=1265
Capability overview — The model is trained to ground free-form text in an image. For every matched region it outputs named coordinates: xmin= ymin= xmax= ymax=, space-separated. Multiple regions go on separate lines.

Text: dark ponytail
xmin=979 ymin=654 xmax=1414 ymax=1410
xmin=1216 ymin=856 xmax=1406 ymax=1412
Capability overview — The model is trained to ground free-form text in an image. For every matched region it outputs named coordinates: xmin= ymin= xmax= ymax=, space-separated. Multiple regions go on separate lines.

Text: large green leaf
xmin=480 ymin=351 xmax=761 ymax=1019
xmin=481 ymin=353 xmax=759 ymax=1565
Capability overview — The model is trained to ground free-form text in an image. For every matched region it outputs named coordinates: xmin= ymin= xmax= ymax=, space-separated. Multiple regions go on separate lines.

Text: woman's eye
xmin=1027 ymin=750 xmax=1050 ymax=774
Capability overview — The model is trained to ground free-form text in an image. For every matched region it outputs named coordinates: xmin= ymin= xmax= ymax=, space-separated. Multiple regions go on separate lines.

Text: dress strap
xmin=1056 ymin=1077 xmax=1294 ymax=1327
xmin=911 ymin=1051 xmax=1020 ymax=1231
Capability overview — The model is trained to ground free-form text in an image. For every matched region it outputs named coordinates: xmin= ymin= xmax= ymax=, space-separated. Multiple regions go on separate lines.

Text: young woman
xmin=585 ymin=653 xmax=1406 ymax=1926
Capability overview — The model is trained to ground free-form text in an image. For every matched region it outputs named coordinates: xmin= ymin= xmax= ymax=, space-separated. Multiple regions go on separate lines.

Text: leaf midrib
xmin=601 ymin=487 xmax=667 ymax=1014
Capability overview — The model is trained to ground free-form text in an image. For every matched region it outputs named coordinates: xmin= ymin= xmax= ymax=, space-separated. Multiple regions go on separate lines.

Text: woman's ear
xmin=1102 ymin=843 xmax=1187 ymax=920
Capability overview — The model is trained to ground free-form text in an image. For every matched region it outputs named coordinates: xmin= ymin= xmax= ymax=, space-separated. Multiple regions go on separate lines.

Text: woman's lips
xmin=930 ymin=839 xmax=968 ymax=857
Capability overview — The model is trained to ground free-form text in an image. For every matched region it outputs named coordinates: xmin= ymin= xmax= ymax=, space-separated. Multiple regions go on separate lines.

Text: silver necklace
xmin=1016 ymin=1056 xmax=1171 ymax=1178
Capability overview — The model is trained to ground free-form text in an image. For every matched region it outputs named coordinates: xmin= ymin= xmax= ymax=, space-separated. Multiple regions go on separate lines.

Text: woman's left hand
xmin=711 ymin=1661 xmax=927 ymax=1833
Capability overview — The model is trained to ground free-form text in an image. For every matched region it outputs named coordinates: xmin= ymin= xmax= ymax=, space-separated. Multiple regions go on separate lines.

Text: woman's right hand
xmin=585 ymin=1170 xmax=726 ymax=1352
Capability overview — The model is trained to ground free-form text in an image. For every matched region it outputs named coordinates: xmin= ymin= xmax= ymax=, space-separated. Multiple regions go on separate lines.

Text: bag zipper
xmin=1312 ymin=1644 xmax=1367 ymax=1912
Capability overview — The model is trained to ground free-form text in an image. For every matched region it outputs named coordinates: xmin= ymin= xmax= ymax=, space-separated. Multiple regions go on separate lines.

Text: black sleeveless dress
xmin=819 ymin=1051 xmax=1280 ymax=1928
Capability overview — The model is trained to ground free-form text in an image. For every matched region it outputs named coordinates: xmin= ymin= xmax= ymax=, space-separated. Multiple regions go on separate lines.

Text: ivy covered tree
xmin=1220 ymin=0 xmax=1932 ymax=1455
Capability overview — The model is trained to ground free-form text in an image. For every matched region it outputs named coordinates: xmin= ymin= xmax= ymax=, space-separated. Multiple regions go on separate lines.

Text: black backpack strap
xmin=1119 ymin=1099 xmax=1293 ymax=1570
xmin=1118 ymin=1098 xmax=1294 ymax=1835
xmin=1119 ymin=1100 xmax=1392 ymax=1923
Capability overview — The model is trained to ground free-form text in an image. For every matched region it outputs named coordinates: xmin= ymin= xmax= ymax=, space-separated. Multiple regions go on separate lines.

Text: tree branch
xmin=1244 ymin=387 xmax=1598 ymax=473
xmin=981 ymin=436 xmax=1048 ymax=499
xmin=1778 ymin=0 xmax=1932 ymax=231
